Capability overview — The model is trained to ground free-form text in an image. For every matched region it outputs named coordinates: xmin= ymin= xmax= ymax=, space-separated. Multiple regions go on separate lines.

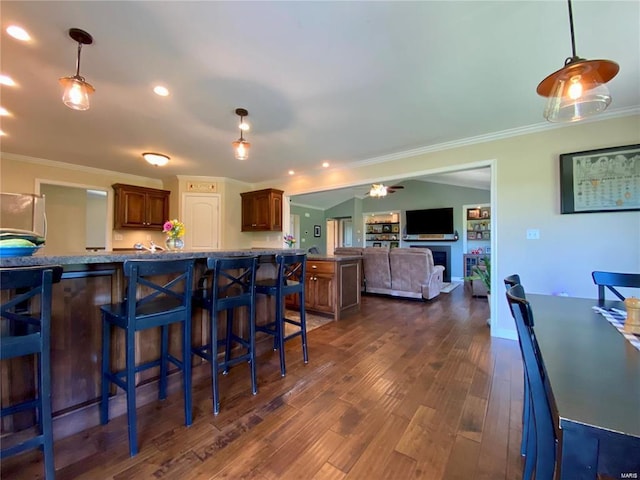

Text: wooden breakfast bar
xmin=0 ymin=248 xmax=360 ymax=441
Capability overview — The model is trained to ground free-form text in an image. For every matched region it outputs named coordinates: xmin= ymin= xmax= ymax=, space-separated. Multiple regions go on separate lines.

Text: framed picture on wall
xmin=560 ymin=144 xmax=640 ymax=214
xmin=313 ymin=225 xmax=321 ymax=237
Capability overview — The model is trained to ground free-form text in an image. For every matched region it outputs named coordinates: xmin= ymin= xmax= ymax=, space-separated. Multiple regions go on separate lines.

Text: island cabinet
xmin=287 ymin=256 xmax=361 ymax=321
xmin=240 ymin=188 xmax=283 ymax=232
xmin=112 ymin=183 xmax=170 ymax=230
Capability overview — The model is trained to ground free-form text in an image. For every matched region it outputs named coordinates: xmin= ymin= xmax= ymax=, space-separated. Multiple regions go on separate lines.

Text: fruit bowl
xmin=0 ymin=246 xmax=42 ymax=257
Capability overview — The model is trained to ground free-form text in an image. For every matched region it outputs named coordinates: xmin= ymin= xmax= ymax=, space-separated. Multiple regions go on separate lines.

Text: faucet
xmin=133 ymin=241 xmax=165 ymax=252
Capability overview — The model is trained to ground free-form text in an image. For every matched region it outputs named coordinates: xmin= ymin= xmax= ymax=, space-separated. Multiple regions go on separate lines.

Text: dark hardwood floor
xmin=1 ymin=285 xmax=525 ymax=480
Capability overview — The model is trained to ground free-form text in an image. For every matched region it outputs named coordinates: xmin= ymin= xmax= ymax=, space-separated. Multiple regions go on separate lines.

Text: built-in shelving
xmin=363 ymin=212 xmax=400 ymax=248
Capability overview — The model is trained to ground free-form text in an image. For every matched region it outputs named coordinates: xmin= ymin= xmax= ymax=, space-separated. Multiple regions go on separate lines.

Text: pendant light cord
xmin=567 ymin=0 xmax=577 ymax=62
xmin=75 ymin=42 xmax=83 ymax=78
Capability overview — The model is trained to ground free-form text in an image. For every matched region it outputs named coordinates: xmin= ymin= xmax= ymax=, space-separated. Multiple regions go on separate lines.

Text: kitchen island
xmin=1 ymin=248 xmax=318 ymax=439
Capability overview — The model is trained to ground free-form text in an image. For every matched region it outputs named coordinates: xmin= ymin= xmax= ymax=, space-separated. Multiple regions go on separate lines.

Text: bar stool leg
xmin=125 ymin=328 xmax=138 ymax=456
xmin=100 ymin=316 xmax=111 ymax=425
xmin=183 ymin=318 xmax=192 ymax=426
xmin=276 ymin=295 xmax=286 ymax=377
xmin=41 ymin=354 xmax=55 ymax=478
xmin=211 ymin=310 xmax=220 ymax=415
xmin=249 ymin=300 xmax=257 ymax=395
xmin=299 ymin=291 xmax=309 ymax=364
xmin=223 ymin=309 xmax=233 ymax=374
xmin=159 ymin=324 xmax=168 ymax=400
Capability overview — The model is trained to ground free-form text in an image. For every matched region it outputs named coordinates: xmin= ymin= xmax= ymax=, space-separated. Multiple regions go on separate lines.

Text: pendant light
xmin=58 ymin=28 xmax=95 ymax=111
xmin=536 ymin=0 xmax=619 ymax=123
xmin=232 ymin=108 xmax=250 ymax=160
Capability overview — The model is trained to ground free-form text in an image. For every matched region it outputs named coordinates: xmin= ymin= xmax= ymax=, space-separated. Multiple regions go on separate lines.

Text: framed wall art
xmin=559 ymin=144 xmax=640 ymax=214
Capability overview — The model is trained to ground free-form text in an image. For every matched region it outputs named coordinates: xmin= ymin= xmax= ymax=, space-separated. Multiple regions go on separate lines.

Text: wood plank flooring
xmin=1 ymin=285 xmax=525 ymax=480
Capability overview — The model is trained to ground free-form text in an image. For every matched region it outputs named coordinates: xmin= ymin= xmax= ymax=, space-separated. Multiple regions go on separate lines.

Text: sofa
xmin=334 ymin=246 xmax=445 ymax=300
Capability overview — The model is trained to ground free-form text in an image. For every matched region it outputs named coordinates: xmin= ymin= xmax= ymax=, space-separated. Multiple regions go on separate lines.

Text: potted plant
xmin=465 ymin=256 xmax=491 ymax=325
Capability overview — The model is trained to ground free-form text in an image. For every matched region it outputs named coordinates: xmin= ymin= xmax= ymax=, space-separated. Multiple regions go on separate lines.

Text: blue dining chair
xmin=1 ymin=265 xmax=63 ymax=480
xmin=503 ymin=273 xmax=532 ymax=462
xmin=506 ymin=285 xmax=557 ymax=480
xmin=192 ymin=256 xmax=258 ymax=414
xmin=591 ymin=271 xmax=640 ymax=303
xmin=100 ymin=258 xmax=195 ymax=457
xmin=255 ymin=253 xmax=308 ymax=377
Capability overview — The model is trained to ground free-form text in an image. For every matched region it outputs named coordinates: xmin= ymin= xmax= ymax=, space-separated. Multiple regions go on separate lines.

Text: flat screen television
xmin=405 ymin=207 xmax=454 ymax=235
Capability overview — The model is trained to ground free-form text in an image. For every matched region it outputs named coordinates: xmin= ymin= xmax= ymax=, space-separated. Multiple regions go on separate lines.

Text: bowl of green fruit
xmin=0 ymin=229 xmax=45 ymax=257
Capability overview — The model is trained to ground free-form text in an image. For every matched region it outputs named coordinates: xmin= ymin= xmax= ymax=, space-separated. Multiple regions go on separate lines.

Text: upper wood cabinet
xmin=240 ymin=188 xmax=283 ymax=232
xmin=112 ymin=183 xmax=170 ymax=230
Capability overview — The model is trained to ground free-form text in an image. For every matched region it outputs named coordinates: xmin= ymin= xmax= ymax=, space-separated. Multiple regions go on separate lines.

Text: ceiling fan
xmin=367 ymin=183 xmax=404 ymax=198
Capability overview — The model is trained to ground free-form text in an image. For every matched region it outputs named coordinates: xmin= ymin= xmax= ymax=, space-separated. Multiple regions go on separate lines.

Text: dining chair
xmin=100 ymin=258 xmax=195 ymax=456
xmin=192 ymin=256 xmax=258 ymax=414
xmin=503 ymin=273 xmax=531 ymax=460
xmin=591 ymin=271 xmax=640 ymax=303
xmin=1 ymin=265 xmax=63 ymax=480
xmin=506 ymin=285 xmax=557 ymax=480
xmin=255 ymin=253 xmax=308 ymax=377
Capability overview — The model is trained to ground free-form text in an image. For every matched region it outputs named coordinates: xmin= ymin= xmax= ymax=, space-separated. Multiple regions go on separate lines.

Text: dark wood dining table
xmin=528 ymin=294 xmax=640 ymax=480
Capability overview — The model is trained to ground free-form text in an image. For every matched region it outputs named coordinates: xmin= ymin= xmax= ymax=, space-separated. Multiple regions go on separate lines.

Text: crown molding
xmin=1 ymin=152 xmax=164 ymax=186
xmin=289 ymin=202 xmax=326 ymax=211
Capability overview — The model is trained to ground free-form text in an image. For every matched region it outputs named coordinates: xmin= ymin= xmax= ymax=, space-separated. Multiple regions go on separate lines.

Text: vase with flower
xmin=284 ymin=234 xmax=296 ymax=248
xmin=163 ymin=219 xmax=185 ymax=250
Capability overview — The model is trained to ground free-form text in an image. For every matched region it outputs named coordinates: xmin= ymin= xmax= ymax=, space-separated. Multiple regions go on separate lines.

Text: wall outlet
xmin=526 ymin=229 xmax=540 ymax=240
xmin=113 ymin=233 xmax=123 ymax=241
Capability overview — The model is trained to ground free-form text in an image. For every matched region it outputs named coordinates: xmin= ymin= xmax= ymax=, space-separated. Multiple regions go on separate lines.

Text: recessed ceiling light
xmin=153 ymin=85 xmax=169 ymax=97
xmin=142 ymin=152 xmax=170 ymax=166
xmin=0 ymin=75 xmax=16 ymax=86
xmin=322 ymin=162 xmax=330 ymax=168
xmin=288 ymin=170 xmax=295 ymax=175
xmin=0 ymin=107 xmax=10 ymax=116
xmin=6 ymin=25 xmax=31 ymax=42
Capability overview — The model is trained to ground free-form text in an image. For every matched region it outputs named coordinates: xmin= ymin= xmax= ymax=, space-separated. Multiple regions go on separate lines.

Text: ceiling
xmin=1 ymin=1 xmax=639 ymax=198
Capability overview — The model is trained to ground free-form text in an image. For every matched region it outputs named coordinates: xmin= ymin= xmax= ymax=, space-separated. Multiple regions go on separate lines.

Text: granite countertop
xmin=0 ymin=247 xmax=306 ymax=267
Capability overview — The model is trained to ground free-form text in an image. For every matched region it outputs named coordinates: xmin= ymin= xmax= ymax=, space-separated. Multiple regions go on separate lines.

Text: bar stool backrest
xmin=275 ymin=253 xmax=307 ymax=295
xmin=1 ymin=266 xmax=63 ymax=359
xmin=207 ymin=256 xmax=258 ymax=312
xmin=122 ymin=259 xmax=195 ymax=330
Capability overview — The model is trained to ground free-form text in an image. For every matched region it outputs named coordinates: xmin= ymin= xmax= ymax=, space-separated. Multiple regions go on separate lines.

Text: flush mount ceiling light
xmin=536 ymin=0 xmax=619 ymax=123
xmin=58 ymin=28 xmax=95 ymax=111
xmin=142 ymin=152 xmax=170 ymax=167
xmin=232 ymin=108 xmax=251 ymax=160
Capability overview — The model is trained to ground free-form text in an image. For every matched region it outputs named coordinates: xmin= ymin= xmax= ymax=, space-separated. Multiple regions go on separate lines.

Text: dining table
xmin=528 ymin=294 xmax=640 ymax=480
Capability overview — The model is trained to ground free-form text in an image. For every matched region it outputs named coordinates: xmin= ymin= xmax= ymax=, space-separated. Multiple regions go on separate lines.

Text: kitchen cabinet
xmin=112 ymin=183 xmax=170 ymax=230
xmin=287 ymin=257 xmax=361 ymax=321
xmin=240 ymin=188 xmax=283 ymax=232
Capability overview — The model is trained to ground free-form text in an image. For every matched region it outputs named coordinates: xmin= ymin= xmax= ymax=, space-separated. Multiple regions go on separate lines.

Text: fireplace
xmin=410 ymin=245 xmax=451 ymax=282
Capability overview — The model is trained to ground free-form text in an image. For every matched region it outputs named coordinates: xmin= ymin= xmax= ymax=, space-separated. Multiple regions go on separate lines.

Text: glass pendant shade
xmin=233 ymin=139 xmax=250 ymax=160
xmin=538 ymin=58 xmax=618 ymax=122
xmin=59 ymin=28 xmax=94 ymax=111
xmin=232 ymin=108 xmax=250 ymax=159
xmin=59 ymin=76 xmax=94 ymax=111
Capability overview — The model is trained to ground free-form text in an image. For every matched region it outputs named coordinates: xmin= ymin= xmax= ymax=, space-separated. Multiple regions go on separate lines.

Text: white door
xmin=182 ymin=194 xmax=221 ymax=249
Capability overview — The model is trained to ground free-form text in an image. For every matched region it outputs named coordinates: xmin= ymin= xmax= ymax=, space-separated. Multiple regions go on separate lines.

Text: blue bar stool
xmin=255 ymin=253 xmax=308 ymax=377
xmin=100 ymin=258 xmax=195 ymax=457
xmin=1 ymin=265 xmax=63 ymax=480
xmin=192 ymin=256 xmax=258 ymax=414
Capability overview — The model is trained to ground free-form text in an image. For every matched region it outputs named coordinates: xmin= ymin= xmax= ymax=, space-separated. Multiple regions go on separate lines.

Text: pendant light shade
xmin=536 ymin=0 xmax=619 ymax=123
xmin=232 ymin=108 xmax=250 ymax=160
xmin=59 ymin=28 xmax=95 ymax=111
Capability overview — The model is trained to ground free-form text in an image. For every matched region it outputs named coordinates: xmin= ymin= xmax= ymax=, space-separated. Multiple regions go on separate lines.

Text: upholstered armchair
xmin=389 ymin=248 xmax=444 ymax=300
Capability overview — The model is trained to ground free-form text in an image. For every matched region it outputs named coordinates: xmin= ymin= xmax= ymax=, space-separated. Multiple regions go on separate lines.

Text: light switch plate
xmin=526 ymin=229 xmax=540 ymax=240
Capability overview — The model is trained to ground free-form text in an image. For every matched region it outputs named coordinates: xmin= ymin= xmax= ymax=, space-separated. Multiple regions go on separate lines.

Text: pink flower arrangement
xmin=284 ymin=234 xmax=296 ymax=247
xmin=163 ymin=219 xmax=185 ymax=238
